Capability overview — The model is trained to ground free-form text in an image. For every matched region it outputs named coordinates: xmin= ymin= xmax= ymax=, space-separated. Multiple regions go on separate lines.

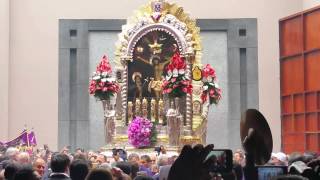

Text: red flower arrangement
xmin=201 ymin=64 xmax=222 ymax=105
xmin=162 ymin=52 xmax=192 ymax=97
xmin=89 ymin=55 xmax=119 ymax=100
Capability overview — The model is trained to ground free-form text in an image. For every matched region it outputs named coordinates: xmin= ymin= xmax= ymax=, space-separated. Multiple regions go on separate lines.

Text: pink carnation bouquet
xmin=127 ymin=116 xmax=154 ymax=148
xmin=162 ymin=52 xmax=192 ymax=98
xmin=89 ymin=55 xmax=119 ymax=100
xmin=201 ymin=64 xmax=222 ymax=105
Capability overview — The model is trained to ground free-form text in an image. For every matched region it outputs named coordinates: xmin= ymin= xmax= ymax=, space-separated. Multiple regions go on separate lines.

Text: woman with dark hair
xmin=85 ymin=168 xmax=113 ymax=180
xmin=4 ymin=162 xmax=20 ymax=180
xmin=14 ymin=166 xmax=40 ymax=180
xmin=69 ymin=159 xmax=89 ymax=180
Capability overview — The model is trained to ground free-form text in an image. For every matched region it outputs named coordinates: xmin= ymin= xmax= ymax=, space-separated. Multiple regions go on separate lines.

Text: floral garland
xmin=127 ymin=116 xmax=156 ymax=148
xmin=89 ymin=55 xmax=119 ymax=101
xmin=201 ymin=64 xmax=222 ymax=105
xmin=162 ymin=52 xmax=192 ymax=98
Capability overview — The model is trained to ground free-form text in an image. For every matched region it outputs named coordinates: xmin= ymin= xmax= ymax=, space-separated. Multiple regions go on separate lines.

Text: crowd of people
xmin=0 ymin=144 xmax=320 ymax=180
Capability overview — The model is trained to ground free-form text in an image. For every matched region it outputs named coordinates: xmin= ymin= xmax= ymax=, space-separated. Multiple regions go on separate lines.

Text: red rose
xmin=202 ymin=64 xmax=216 ymax=78
xmin=201 ymin=93 xmax=207 ymax=103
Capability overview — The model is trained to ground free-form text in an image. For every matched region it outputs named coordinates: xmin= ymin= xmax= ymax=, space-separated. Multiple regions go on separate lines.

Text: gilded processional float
xmin=89 ymin=0 xmax=221 ymax=150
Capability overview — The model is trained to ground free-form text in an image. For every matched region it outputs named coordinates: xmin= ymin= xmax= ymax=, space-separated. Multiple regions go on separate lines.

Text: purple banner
xmin=28 ymin=131 xmax=37 ymax=146
xmin=0 ymin=130 xmax=36 ymax=148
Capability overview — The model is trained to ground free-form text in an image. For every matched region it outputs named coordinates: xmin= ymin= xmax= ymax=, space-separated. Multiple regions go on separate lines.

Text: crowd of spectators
xmin=0 ymin=144 xmax=320 ymax=180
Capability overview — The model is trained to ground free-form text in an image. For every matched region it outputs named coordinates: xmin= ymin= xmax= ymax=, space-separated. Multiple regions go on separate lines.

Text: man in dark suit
xmin=48 ymin=153 xmax=71 ymax=180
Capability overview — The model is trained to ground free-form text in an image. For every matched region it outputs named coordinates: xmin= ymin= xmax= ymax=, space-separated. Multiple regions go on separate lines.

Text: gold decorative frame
xmin=113 ymin=0 xmax=208 ymax=145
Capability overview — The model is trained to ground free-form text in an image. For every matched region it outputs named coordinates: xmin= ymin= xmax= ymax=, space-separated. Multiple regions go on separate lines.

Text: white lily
xmin=203 ymin=85 xmax=208 ymax=90
xmin=107 ymin=77 xmax=116 ymax=82
xmin=178 ymin=69 xmax=185 ymax=74
xmin=173 ymin=69 xmax=178 ymax=77
xmin=168 ymin=70 xmax=172 ymax=77
xmin=166 ymin=75 xmax=171 ymax=81
xmin=101 ymin=72 xmax=108 ymax=77
xmin=215 ymin=83 xmax=220 ymax=88
xmin=202 ymin=77 xmax=207 ymax=82
xmin=207 ymin=76 xmax=212 ymax=82
xmin=101 ymin=78 xmax=107 ymax=82
xmin=93 ymin=75 xmax=101 ymax=80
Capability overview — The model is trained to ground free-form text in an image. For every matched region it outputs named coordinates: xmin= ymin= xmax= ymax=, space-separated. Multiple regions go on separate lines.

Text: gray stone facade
xmin=59 ymin=19 xmax=258 ymax=151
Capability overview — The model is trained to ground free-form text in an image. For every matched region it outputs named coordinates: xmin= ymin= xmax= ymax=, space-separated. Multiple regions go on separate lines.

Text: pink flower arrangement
xmin=201 ymin=64 xmax=222 ymax=105
xmin=89 ymin=55 xmax=119 ymax=100
xmin=128 ymin=117 xmax=154 ymax=148
xmin=162 ymin=52 xmax=192 ymax=97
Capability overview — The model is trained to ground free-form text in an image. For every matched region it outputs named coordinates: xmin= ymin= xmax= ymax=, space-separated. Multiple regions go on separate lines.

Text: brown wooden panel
xmin=294 ymin=115 xmax=305 ymax=132
xmin=294 ymin=94 xmax=304 ymax=113
xmin=305 ymin=10 xmax=320 ymax=50
xmin=318 ymin=92 xmax=320 ymax=110
xmin=280 ymin=16 xmax=303 ymax=56
xmin=281 ymin=57 xmax=304 ymax=94
xmin=283 ymin=133 xmax=305 ymax=144
xmin=282 ymin=96 xmax=293 ymax=113
xmin=319 ymin=113 xmax=320 ymax=131
xmin=283 ymin=115 xmax=293 ymax=133
xmin=295 ymin=142 xmax=306 ymax=152
xmin=306 ymin=113 xmax=317 ymax=131
xmin=306 ymin=52 xmax=320 ymax=91
xmin=283 ymin=144 xmax=295 ymax=154
xmin=306 ymin=93 xmax=317 ymax=111
xmin=306 ymin=134 xmax=318 ymax=151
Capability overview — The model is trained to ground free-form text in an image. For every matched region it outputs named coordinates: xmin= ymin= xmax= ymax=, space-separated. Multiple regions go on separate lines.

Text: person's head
xmin=70 ymin=159 xmax=89 ymax=180
xmin=32 ymin=158 xmax=45 ymax=177
xmin=85 ymin=168 xmax=113 ymax=180
xmin=288 ymin=152 xmax=303 ymax=165
xmin=130 ymin=162 xmax=139 ymax=179
xmin=302 ymin=151 xmax=317 ymax=163
xmin=97 ymin=163 xmax=111 ymax=171
xmin=17 ymin=152 xmax=30 ymax=164
xmin=13 ymin=166 xmax=39 ymax=180
xmin=140 ymin=155 xmax=152 ymax=168
xmin=75 ymin=148 xmax=84 ymax=154
xmin=50 ymin=153 xmax=70 ymax=173
xmin=73 ymin=152 xmax=87 ymax=161
xmin=233 ymin=150 xmax=244 ymax=164
xmin=96 ymin=154 xmax=107 ymax=164
xmin=128 ymin=153 xmax=140 ymax=164
xmin=157 ymin=155 xmax=169 ymax=167
xmin=112 ymin=149 xmax=121 ymax=162
xmin=151 ymin=55 xmax=160 ymax=65
xmin=5 ymin=147 xmax=19 ymax=161
xmin=4 ymin=162 xmax=20 ymax=180
xmin=271 ymin=152 xmax=288 ymax=166
xmin=132 ymin=72 xmax=142 ymax=86
xmin=151 ymin=164 xmax=159 ymax=174
xmin=160 ymin=145 xmax=166 ymax=154
xmin=115 ymin=161 xmax=131 ymax=175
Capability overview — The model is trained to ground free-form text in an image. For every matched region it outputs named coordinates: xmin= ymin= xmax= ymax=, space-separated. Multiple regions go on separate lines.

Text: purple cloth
xmin=28 ymin=131 xmax=37 ymax=146
xmin=0 ymin=130 xmax=37 ymax=147
xmin=139 ymin=166 xmax=153 ymax=177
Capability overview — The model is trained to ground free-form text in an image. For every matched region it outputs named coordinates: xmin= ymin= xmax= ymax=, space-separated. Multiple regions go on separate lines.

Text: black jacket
xmin=47 ymin=173 xmax=71 ymax=180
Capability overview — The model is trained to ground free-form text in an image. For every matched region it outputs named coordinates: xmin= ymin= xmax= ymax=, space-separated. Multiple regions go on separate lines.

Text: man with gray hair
xmin=153 ymin=155 xmax=169 ymax=180
xmin=17 ymin=152 xmax=30 ymax=164
xmin=5 ymin=147 xmax=19 ymax=161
